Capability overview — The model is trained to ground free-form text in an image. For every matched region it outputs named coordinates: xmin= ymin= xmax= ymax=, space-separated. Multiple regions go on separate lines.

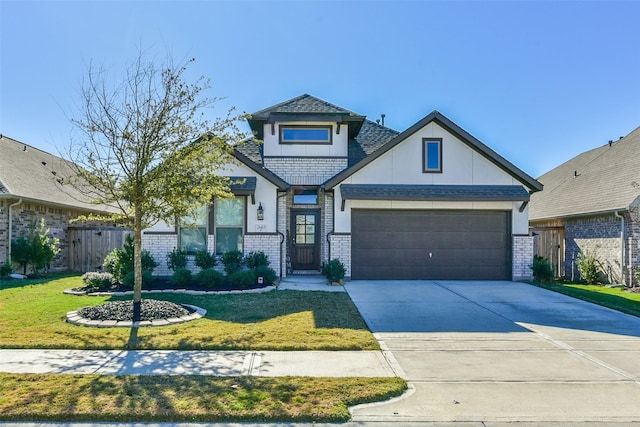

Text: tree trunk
xmin=133 ymin=209 xmax=143 ymax=322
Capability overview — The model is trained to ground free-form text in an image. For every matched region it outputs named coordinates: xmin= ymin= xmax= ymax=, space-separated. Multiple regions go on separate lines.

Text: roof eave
xmin=530 ymin=207 xmax=630 ymax=223
xmin=325 ymin=111 xmax=543 ymax=192
xmin=233 ymin=149 xmax=289 ymax=190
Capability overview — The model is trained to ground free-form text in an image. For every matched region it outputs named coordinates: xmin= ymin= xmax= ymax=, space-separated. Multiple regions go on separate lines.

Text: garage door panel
xmin=352 ymin=210 xmax=511 ymax=280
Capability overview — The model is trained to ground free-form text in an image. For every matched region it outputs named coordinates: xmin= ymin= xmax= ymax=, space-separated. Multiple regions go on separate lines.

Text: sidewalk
xmin=0 ymin=349 xmax=398 ymax=377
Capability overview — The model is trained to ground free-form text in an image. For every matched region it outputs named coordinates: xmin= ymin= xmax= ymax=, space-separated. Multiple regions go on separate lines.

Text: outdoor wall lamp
xmin=257 ymin=203 xmax=264 ymax=221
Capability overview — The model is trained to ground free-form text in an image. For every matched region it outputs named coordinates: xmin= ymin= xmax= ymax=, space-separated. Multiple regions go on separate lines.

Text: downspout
xmin=614 ymin=210 xmax=625 ymax=285
xmin=276 ymin=192 xmax=287 ymax=279
xmin=7 ymin=198 xmax=23 ymax=264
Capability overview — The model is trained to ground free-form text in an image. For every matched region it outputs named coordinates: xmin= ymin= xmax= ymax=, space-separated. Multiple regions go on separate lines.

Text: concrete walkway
xmin=345 ymin=280 xmax=640 ymax=424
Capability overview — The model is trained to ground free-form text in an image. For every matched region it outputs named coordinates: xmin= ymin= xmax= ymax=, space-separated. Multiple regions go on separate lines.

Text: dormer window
xmin=280 ymin=125 xmax=332 ymax=145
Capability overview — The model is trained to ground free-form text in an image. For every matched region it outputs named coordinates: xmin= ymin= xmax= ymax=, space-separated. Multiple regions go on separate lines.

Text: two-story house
xmin=143 ymin=94 xmax=542 ymax=281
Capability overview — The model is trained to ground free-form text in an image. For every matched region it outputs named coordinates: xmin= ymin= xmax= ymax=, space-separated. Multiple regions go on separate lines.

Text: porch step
xmin=278 ymin=274 xmax=345 ymax=292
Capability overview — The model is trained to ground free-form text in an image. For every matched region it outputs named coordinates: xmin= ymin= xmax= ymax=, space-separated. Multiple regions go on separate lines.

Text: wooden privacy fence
xmin=532 ymin=226 xmax=565 ymax=279
xmin=68 ymin=226 xmax=132 ymax=272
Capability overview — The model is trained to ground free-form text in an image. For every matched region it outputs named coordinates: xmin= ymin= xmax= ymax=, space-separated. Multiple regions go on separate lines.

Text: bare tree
xmin=67 ymin=53 xmax=248 ymax=319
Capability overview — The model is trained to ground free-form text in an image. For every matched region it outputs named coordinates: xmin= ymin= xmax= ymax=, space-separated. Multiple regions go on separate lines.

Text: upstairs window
xmin=280 ymin=125 xmax=332 ymax=144
xmin=423 ymin=138 xmax=442 ymax=173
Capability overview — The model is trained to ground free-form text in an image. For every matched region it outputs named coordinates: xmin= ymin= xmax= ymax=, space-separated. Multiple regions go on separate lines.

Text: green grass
xmin=534 ymin=281 xmax=640 ymax=317
xmin=0 ymin=275 xmax=379 ymax=350
xmin=0 ymin=373 xmax=407 ymax=422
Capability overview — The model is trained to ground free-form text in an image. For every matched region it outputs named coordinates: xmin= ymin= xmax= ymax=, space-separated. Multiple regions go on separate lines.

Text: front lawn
xmin=0 ymin=275 xmax=379 ymax=350
xmin=0 ymin=373 xmax=407 ymax=422
xmin=534 ymin=282 xmax=640 ymax=318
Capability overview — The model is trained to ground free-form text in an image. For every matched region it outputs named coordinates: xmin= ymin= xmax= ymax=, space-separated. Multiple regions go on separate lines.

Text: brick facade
xmin=0 ymin=200 xmax=107 ymax=272
xmin=512 ymin=235 xmax=534 ymax=282
xmin=263 ymin=157 xmax=347 ymax=185
xmin=564 ymin=212 xmax=637 ymax=285
xmin=328 ymin=233 xmax=351 ymax=278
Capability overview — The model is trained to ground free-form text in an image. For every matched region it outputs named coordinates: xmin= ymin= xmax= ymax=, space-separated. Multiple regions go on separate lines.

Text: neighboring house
xmin=143 ymin=94 xmax=542 ymax=281
xmin=0 ymin=135 xmax=122 ymax=272
xmin=530 ymin=126 xmax=640 ymax=286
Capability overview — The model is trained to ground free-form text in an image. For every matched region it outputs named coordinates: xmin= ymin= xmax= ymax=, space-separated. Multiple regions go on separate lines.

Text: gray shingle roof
xmin=0 ymin=135 xmax=114 ymax=212
xmin=341 ymin=184 xmax=530 ymax=202
xmin=251 ymin=94 xmax=357 ymax=117
xmin=529 ymin=125 xmax=640 ymax=220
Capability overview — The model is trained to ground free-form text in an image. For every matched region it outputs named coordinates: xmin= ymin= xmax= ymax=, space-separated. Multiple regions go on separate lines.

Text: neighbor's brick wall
xmin=512 ymin=235 xmax=534 ymax=281
xmin=564 ymin=213 xmax=631 ymax=284
xmin=264 ymin=157 xmax=347 ymax=185
xmin=631 ymin=206 xmax=640 ymax=286
xmin=0 ymin=200 xmax=97 ymax=271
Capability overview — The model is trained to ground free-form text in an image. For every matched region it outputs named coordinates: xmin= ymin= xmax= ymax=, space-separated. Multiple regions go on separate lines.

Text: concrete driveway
xmin=345 ymin=280 xmax=640 ymax=424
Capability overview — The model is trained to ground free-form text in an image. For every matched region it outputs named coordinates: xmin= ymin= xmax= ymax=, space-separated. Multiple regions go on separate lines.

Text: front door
xmin=291 ymin=210 xmax=320 ymax=271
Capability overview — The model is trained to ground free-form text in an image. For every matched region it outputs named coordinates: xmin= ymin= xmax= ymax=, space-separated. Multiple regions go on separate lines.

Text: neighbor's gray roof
xmin=0 ymin=135 xmax=114 ymax=212
xmin=529 ymin=125 xmax=640 ymax=221
xmin=341 ymin=184 xmax=530 ymax=202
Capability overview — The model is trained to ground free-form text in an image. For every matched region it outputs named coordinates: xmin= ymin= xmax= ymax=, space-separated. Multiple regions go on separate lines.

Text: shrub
xmin=531 ymin=255 xmax=554 ymax=284
xmin=222 ymin=250 xmax=244 ymax=276
xmin=167 ymin=248 xmax=188 ymax=271
xmin=194 ymin=250 xmax=217 ymax=269
xmin=245 ymin=251 xmax=270 ymax=269
xmin=10 ymin=219 xmax=60 ymax=275
xmin=0 ymin=262 xmax=12 ymax=277
xmin=104 ymin=234 xmax=157 ymax=282
xmin=576 ymin=249 xmax=601 ymax=285
xmin=171 ymin=268 xmax=193 ymax=287
xmin=81 ymin=272 xmax=116 ymax=291
xmin=252 ymin=265 xmax=277 ymax=285
xmin=228 ymin=269 xmax=256 ymax=288
xmin=122 ymin=270 xmax=154 ymax=290
xmin=195 ymin=268 xmax=224 ymax=289
xmin=322 ymin=259 xmax=346 ymax=283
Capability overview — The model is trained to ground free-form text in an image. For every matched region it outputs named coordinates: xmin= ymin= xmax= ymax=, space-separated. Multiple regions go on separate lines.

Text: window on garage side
xmin=214 ymin=198 xmax=245 ymax=255
xmin=179 ymin=205 xmax=208 ymax=253
xmin=423 ymin=138 xmax=442 ymax=173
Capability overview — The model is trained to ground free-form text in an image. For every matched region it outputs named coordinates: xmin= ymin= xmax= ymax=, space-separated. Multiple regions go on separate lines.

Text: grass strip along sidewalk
xmin=0 ymin=275 xmax=406 ymax=422
xmin=0 ymin=374 xmax=406 ymax=422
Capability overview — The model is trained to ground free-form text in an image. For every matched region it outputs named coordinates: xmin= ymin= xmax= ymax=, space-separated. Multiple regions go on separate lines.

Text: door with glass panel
xmin=291 ymin=210 xmax=319 ymax=270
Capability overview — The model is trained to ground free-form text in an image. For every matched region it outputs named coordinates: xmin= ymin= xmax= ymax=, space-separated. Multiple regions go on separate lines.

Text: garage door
xmin=351 ymin=210 xmax=511 ymax=280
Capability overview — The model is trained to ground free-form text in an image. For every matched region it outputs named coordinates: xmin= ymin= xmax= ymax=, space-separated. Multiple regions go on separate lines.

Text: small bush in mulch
xmin=77 ymin=299 xmax=195 ymax=322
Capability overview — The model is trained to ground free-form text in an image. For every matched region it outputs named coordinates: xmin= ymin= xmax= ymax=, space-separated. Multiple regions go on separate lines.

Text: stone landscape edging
xmin=63 ymin=285 xmax=275 ymax=328
xmin=66 ymin=304 xmax=207 ymax=328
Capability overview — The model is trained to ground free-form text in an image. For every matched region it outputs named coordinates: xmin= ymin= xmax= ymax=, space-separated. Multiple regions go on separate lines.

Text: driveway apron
xmin=345 ymin=280 xmax=640 ymax=424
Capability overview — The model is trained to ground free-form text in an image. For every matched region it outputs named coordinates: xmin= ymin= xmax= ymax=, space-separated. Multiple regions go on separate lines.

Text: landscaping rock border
xmin=63 ymin=285 xmax=276 ymax=297
xmin=66 ymin=303 xmax=206 ymax=328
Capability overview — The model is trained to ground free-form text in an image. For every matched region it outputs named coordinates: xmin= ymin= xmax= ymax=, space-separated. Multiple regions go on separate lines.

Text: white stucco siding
xmin=215 ymin=162 xmax=279 ymax=233
xmin=332 ymin=122 xmax=530 ymax=234
xmin=262 ymin=123 xmax=348 ymax=157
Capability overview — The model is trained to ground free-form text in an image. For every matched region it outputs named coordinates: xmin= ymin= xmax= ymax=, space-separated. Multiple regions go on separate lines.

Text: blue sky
xmin=1 ymin=0 xmax=639 ymax=178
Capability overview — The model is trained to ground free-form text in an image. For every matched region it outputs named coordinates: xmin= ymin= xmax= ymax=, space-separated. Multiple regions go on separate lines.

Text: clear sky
xmin=1 ymin=0 xmax=639 ymax=178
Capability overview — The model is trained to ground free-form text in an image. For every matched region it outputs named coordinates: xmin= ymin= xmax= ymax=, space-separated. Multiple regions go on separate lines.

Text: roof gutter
xmin=614 ymin=210 xmax=626 ymax=285
xmin=7 ymin=198 xmax=22 ymax=264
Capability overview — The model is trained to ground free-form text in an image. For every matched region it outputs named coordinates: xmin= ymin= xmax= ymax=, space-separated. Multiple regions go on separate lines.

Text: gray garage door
xmin=351 ymin=210 xmax=511 ymax=280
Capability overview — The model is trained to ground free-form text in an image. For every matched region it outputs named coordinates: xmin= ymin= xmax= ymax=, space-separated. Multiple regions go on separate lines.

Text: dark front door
xmin=291 ymin=210 xmax=320 ymax=270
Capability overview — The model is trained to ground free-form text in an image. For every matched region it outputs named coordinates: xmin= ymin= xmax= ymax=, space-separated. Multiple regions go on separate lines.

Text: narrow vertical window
xmin=423 ymin=138 xmax=442 ymax=173
xmin=179 ymin=206 xmax=208 ymax=253
xmin=214 ymin=198 xmax=245 ymax=254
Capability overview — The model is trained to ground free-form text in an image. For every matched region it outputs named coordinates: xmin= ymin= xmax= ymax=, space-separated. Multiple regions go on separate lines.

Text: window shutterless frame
xmin=422 ymin=138 xmax=443 ymax=173
xmin=280 ymin=125 xmax=332 ymax=145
